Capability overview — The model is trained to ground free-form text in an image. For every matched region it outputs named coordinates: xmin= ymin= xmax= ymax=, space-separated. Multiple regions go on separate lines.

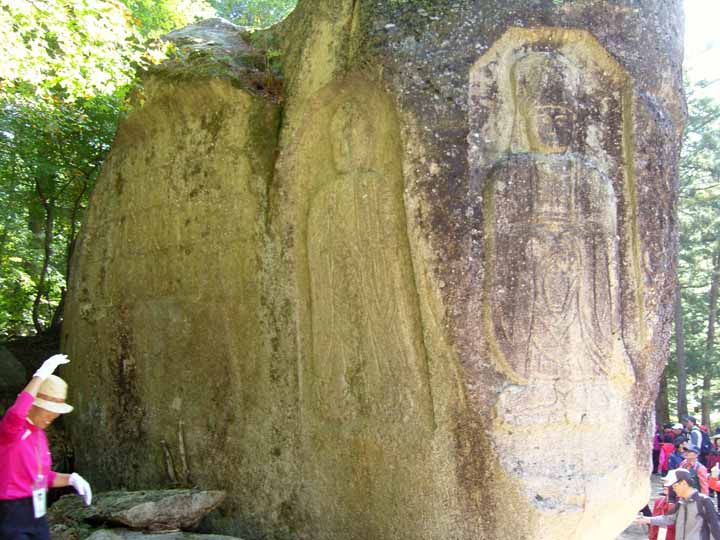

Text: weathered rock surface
xmin=62 ymin=31 xmax=283 ymax=537
xmin=86 ymin=530 xmax=242 ymax=540
xmin=0 ymin=346 xmax=26 ymax=398
xmin=616 ymin=474 xmax=664 ymax=540
xmin=63 ymin=2 xmax=685 ymax=540
xmin=153 ymin=18 xmax=279 ymax=100
xmin=50 ymin=522 xmax=92 ymax=540
xmin=50 ymin=525 xmax=242 ymax=540
xmin=49 ymin=490 xmax=226 ymax=532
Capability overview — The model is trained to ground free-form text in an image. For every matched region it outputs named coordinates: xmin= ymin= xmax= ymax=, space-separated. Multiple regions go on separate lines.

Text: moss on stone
xmin=145 ymin=19 xmax=284 ymax=102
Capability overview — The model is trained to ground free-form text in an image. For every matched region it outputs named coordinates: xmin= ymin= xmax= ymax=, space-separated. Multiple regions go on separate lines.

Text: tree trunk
xmin=656 ymin=369 xmax=670 ymax=426
xmin=50 ymin=178 xmax=88 ymax=332
xmin=32 ymin=181 xmax=54 ymax=333
xmin=675 ymin=281 xmax=688 ymax=420
xmin=701 ymin=241 xmax=720 ymax=427
xmin=65 ymin=178 xmax=88 ymax=281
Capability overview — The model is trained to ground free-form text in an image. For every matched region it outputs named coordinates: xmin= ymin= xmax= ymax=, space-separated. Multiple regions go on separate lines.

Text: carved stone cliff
xmin=63 ymin=3 xmax=685 ymax=540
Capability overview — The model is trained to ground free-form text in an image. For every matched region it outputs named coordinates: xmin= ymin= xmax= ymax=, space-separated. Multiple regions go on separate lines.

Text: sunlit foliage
xmin=0 ymin=0 xmax=232 ymax=336
xmin=210 ymin=0 xmax=295 ymax=26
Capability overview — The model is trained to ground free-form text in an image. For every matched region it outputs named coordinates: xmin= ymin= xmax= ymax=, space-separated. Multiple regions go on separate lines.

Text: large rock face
xmin=0 ymin=346 xmax=26 ymax=412
xmin=63 ymin=4 xmax=685 ymax=540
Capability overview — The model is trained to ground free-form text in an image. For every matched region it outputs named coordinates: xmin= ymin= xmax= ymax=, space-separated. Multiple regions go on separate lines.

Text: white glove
xmin=69 ymin=473 xmax=92 ymax=505
xmin=712 ymin=464 xmax=719 ymax=479
xmin=34 ymin=354 xmax=69 ymax=380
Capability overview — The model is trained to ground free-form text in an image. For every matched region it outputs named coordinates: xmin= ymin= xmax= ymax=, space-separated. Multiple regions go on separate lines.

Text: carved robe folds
xmin=470 ymin=29 xmax=638 ymax=534
xmin=485 ymin=153 xmax=620 ymax=383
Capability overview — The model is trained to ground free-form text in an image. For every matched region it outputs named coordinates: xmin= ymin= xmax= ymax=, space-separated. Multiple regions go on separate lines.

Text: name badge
xmin=32 ymin=475 xmax=47 ymax=518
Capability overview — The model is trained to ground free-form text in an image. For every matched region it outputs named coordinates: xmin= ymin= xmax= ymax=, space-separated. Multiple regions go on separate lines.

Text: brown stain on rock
xmin=63 ymin=3 xmax=685 ymax=540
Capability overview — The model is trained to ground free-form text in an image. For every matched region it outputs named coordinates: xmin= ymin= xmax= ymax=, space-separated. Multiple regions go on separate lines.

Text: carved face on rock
xmin=512 ymin=52 xmax=580 ymax=153
xmin=330 ymin=100 xmax=376 ymax=174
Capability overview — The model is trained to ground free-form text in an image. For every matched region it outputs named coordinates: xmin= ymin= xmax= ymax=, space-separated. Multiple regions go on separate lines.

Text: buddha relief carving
xmin=511 ymin=52 xmax=580 ymax=154
xmin=306 ymin=98 xmax=431 ymax=422
xmin=484 ymin=51 xmax=620 ymax=383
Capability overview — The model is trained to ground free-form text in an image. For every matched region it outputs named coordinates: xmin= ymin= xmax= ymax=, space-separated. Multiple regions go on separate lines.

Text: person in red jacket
xmin=707 ymin=461 xmax=720 ymax=510
xmin=0 ymin=355 xmax=92 ymax=540
xmin=659 ymin=434 xmax=676 ymax=476
xmin=649 ymin=486 xmax=676 ymax=540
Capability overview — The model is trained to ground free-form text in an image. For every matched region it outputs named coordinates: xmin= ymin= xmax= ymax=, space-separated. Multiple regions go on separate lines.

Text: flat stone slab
xmin=87 ymin=529 xmax=242 ymax=540
xmin=49 ymin=489 xmax=226 ymax=532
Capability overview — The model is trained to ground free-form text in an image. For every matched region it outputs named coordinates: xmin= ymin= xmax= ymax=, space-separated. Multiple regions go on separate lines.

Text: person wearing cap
xmin=669 ymin=437 xmax=688 ymax=471
xmin=0 ymin=354 xmax=92 ymax=540
xmin=636 ymin=468 xmax=720 ymax=540
xmin=681 ymin=444 xmax=710 ymax=495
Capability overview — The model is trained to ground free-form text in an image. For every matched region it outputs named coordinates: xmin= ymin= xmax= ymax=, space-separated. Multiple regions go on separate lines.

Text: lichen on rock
xmin=148 ymin=18 xmax=283 ymax=101
xmin=63 ymin=2 xmax=686 ymax=540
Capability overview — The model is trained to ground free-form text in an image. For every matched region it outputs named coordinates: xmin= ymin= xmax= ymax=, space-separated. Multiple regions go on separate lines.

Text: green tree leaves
xmin=122 ymin=0 xmax=216 ymax=38
xmin=0 ymin=94 xmax=123 ymax=335
xmin=0 ymin=0 xmax=298 ymax=336
xmin=0 ymin=0 xmax=236 ymax=337
xmin=209 ymin=0 xmax=295 ymax=27
xmin=669 ymin=79 xmax=720 ymax=422
xmin=0 ymin=0 xmax=146 ymax=102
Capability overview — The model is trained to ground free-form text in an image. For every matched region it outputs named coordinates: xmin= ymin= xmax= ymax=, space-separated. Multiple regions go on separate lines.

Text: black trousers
xmin=0 ymin=497 xmax=50 ymax=540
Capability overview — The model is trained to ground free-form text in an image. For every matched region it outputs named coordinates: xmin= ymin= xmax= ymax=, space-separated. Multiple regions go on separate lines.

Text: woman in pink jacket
xmin=0 ymin=354 xmax=92 ymax=540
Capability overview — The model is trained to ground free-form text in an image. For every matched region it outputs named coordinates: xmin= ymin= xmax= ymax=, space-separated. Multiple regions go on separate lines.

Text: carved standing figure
xmin=306 ymin=98 xmax=431 ymax=423
xmin=485 ymin=51 xmax=620 ymax=383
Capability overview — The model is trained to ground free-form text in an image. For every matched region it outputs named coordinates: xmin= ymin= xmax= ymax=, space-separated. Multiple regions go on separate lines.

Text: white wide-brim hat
xmin=33 ymin=375 xmax=74 ymax=414
xmin=663 ymin=468 xmax=691 ymax=487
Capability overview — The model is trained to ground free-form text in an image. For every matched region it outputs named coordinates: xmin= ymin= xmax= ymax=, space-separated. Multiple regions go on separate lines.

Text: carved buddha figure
xmin=511 ymin=51 xmax=580 ymax=154
xmin=306 ymin=99 xmax=430 ymax=421
xmin=486 ymin=51 xmax=618 ymax=382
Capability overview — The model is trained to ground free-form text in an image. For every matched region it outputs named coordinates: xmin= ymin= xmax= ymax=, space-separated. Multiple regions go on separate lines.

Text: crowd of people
xmin=637 ymin=417 xmax=720 ymax=540
xmin=654 ymin=417 xmax=720 ymax=480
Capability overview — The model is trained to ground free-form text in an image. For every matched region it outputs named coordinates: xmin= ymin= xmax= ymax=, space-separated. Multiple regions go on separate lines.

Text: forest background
xmin=0 ymin=0 xmax=718 ymax=427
